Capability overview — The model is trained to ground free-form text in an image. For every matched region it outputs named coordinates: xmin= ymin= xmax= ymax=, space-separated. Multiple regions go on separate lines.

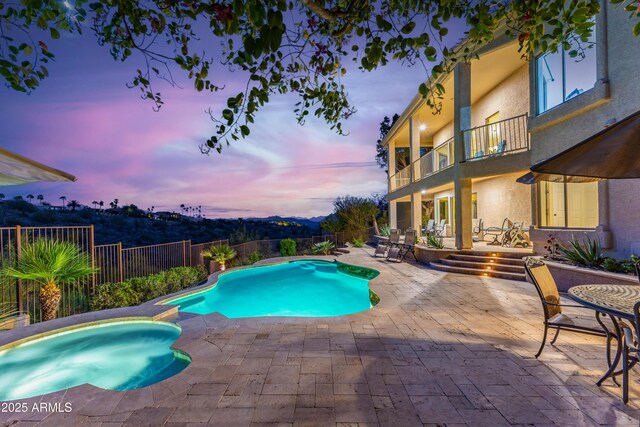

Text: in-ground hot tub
xmin=0 ymin=320 xmax=190 ymax=401
xmin=164 ymin=260 xmax=380 ymax=318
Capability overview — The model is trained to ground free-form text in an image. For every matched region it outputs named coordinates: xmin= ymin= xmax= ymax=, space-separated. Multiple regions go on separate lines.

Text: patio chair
xmin=524 ymin=257 xmax=606 ymax=358
xmin=423 ymin=219 xmax=435 ymax=234
xmin=621 ymin=301 xmax=640 ymax=403
xmin=635 ymin=259 xmax=640 ymax=283
xmin=472 ymin=218 xmax=483 ymax=242
xmin=374 ymin=229 xmax=400 ymax=257
xmin=434 ymin=219 xmax=447 ymax=237
xmin=387 ymin=229 xmax=418 ymax=262
xmin=484 ymin=218 xmax=510 ymax=245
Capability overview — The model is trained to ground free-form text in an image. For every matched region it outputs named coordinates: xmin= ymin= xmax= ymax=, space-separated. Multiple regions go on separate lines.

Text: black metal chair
xmin=387 ymin=229 xmax=418 ymax=263
xmin=484 ymin=218 xmax=510 ymax=245
xmin=525 ymin=258 xmax=607 ymax=358
xmin=622 ymin=301 xmax=640 ymax=403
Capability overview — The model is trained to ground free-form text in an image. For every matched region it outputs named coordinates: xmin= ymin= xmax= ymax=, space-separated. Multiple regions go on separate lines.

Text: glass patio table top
xmin=569 ymin=284 xmax=640 ymax=320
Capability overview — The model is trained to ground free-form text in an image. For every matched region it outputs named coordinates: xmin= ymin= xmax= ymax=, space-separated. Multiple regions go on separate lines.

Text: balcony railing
xmin=414 ymin=137 xmax=454 ymax=181
xmin=390 ymin=164 xmax=411 ymax=190
xmin=463 ymin=114 xmax=529 ymax=161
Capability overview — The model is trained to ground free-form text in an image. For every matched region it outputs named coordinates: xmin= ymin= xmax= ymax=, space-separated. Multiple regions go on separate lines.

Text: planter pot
xmin=544 ymin=259 xmax=639 ymax=293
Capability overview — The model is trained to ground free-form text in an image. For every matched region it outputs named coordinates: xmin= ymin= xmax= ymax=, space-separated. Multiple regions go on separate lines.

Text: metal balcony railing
xmin=390 ymin=164 xmax=411 ymax=190
xmin=463 ymin=114 xmax=530 ymax=161
xmin=413 ymin=137 xmax=454 ymax=181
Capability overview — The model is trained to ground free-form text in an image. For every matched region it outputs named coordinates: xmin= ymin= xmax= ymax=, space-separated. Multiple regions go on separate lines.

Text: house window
xmin=536 ymin=27 xmax=597 ymax=114
xmin=539 ymin=181 xmax=598 ymax=228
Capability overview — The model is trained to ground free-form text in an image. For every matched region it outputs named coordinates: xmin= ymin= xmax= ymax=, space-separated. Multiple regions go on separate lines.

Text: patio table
xmin=569 ymin=284 xmax=640 ymax=387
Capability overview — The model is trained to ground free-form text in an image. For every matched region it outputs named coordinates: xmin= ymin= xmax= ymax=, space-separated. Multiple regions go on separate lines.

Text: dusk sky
xmin=0 ymin=29 xmax=429 ymax=218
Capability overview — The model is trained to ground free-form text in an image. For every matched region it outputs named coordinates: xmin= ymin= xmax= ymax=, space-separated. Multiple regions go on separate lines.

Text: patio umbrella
xmin=0 ymin=147 xmax=76 ymax=185
xmin=517 ymin=109 xmax=640 ymax=184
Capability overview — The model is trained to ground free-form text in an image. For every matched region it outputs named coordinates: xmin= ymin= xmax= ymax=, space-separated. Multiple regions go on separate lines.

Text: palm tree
xmin=14 ymin=195 xmax=23 ymax=201
xmin=26 ymin=194 xmax=34 ymax=204
xmin=110 ymin=199 xmax=119 ymax=209
xmin=37 ymin=194 xmax=44 ymax=204
xmin=99 ymin=201 xmax=104 ymax=211
xmin=202 ymin=244 xmax=237 ymax=271
xmin=179 ymin=204 xmax=185 ymax=215
xmin=2 ymin=239 xmax=96 ymax=321
xmin=0 ymin=193 xmax=4 ymax=202
xmin=67 ymin=200 xmax=80 ymax=211
xmin=59 ymin=196 xmax=67 ymax=208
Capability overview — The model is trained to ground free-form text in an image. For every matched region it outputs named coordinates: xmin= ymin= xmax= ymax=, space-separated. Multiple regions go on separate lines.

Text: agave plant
xmin=378 ymin=225 xmax=391 ymax=237
xmin=425 ymin=233 xmax=445 ymax=249
xmin=312 ymin=241 xmax=335 ymax=255
xmin=2 ymin=239 xmax=96 ymax=321
xmin=202 ymin=244 xmax=237 ymax=271
xmin=558 ymin=235 xmax=604 ymax=268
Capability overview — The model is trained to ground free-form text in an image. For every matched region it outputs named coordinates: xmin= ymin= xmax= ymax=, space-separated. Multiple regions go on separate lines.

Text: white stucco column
xmin=411 ymin=192 xmax=422 ymax=237
xmin=453 ymin=63 xmax=473 ymax=249
xmin=389 ymin=200 xmax=398 ymax=230
xmin=388 ymin=139 xmax=396 ymax=192
xmin=409 ymin=117 xmax=421 ymax=183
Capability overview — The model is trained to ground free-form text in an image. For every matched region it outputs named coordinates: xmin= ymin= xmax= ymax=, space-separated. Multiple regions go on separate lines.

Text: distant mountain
xmin=247 ymin=215 xmax=327 ymax=229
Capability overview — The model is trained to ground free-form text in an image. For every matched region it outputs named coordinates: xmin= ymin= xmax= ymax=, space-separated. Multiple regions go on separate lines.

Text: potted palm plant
xmin=3 ymin=239 xmax=96 ymax=321
xmin=202 ymin=244 xmax=237 ymax=272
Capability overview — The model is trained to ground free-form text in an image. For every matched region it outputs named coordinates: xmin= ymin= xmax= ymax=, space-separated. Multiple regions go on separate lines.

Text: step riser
xmin=449 ymin=255 xmax=525 ymax=266
xmin=439 ymin=259 xmax=525 ymax=273
xmin=430 ymin=262 xmax=526 ymax=281
xmin=457 ymin=250 xmax=529 ymax=260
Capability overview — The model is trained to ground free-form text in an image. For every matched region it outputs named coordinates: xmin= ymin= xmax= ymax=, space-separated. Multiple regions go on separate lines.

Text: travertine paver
xmin=2 ymin=247 xmax=640 ymax=426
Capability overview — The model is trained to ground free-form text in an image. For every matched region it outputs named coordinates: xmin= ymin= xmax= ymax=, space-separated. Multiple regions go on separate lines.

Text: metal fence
xmin=1 ymin=224 xmax=375 ymax=324
xmin=463 ymin=114 xmax=530 ymax=161
xmin=0 ymin=226 xmax=94 ymax=324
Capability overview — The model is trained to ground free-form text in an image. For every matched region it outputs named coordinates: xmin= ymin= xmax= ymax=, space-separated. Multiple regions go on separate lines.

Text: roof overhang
xmin=0 ymin=147 xmax=76 ymax=185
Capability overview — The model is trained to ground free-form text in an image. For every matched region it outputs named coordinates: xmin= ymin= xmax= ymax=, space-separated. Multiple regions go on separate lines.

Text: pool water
xmin=0 ymin=321 xmax=190 ymax=401
xmin=167 ymin=260 xmax=378 ymax=318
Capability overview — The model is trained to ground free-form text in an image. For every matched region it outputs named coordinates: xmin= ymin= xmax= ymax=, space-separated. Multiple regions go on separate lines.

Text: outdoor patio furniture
xmin=472 ymin=218 xmax=483 ymax=242
xmin=622 ymin=301 xmax=640 ymax=403
xmin=502 ymin=221 xmax=530 ymax=248
xmin=525 ymin=258 xmax=606 ymax=358
xmin=423 ymin=219 xmax=435 ymax=234
xmin=434 ymin=219 xmax=447 ymax=237
xmin=635 ymin=260 xmax=640 ymax=282
xmin=484 ymin=218 xmax=510 ymax=245
xmin=373 ymin=229 xmax=400 ymax=257
xmin=387 ymin=229 xmax=418 ymax=263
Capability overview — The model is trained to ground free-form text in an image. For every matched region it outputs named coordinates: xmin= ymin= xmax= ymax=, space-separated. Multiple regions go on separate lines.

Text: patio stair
xmin=429 ymin=250 xmax=527 ymax=281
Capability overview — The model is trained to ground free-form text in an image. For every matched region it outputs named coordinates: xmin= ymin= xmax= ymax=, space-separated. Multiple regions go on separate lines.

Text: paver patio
xmin=2 ymin=247 xmax=640 ymax=426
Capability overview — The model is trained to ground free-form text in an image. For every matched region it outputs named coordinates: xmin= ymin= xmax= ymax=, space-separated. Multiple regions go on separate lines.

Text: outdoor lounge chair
xmin=621 ymin=301 xmax=640 ymax=403
xmin=374 ymin=228 xmax=400 ymax=257
xmin=524 ymin=257 xmax=606 ymax=358
xmin=422 ymin=219 xmax=435 ymax=234
xmin=387 ymin=229 xmax=418 ymax=262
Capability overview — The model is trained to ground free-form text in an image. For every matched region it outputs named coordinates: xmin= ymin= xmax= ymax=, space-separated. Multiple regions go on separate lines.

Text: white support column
xmin=389 ymin=200 xmax=398 ymax=230
xmin=409 ymin=117 xmax=421 ymax=183
xmin=388 ymin=140 xmax=396 ymax=192
xmin=411 ymin=192 xmax=422 ymax=237
xmin=453 ymin=63 xmax=473 ymax=250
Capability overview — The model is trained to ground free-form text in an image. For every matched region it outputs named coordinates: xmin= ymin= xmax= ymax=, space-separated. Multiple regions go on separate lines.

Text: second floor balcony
xmin=414 ymin=138 xmax=454 ymax=181
xmin=462 ymin=114 xmax=530 ymax=161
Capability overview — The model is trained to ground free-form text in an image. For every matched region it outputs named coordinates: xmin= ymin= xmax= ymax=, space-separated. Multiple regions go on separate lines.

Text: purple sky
xmin=0 ymin=31 xmax=428 ymax=218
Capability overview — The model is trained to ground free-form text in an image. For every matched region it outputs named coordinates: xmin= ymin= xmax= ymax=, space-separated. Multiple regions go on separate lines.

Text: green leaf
xmin=400 ymin=22 xmax=416 ymax=34
xmin=240 ymin=125 xmax=250 ymax=136
xmin=50 ymin=28 xmax=60 ymax=40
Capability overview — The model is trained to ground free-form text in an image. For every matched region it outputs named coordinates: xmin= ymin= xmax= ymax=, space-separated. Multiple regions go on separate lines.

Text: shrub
xmin=91 ymin=265 xmax=208 ymax=311
xmin=247 ymin=250 xmax=263 ymax=264
xmin=312 ymin=241 xmax=335 ymax=255
xmin=425 ymin=233 xmax=444 ymax=249
xmin=352 ymin=238 xmax=364 ymax=248
xmin=603 ymin=257 xmax=626 ymax=273
xmin=202 ymin=244 xmax=237 ymax=270
xmin=558 ymin=235 xmax=604 ymax=268
xmin=280 ymin=238 xmax=296 ymax=256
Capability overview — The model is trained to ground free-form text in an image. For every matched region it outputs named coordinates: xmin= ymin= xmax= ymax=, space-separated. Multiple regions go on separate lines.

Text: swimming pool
xmin=0 ymin=320 xmax=190 ymax=401
xmin=165 ymin=260 xmax=380 ymax=318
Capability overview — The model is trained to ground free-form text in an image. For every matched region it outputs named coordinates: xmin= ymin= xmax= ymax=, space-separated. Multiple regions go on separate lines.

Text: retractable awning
xmin=0 ymin=147 xmax=76 ymax=185
xmin=517 ymin=110 xmax=640 ymax=184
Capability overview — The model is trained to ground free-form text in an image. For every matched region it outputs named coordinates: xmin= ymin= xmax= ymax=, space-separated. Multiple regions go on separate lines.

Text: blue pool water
xmin=0 ymin=321 xmax=190 ymax=401
xmin=166 ymin=260 xmax=378 ymax=318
